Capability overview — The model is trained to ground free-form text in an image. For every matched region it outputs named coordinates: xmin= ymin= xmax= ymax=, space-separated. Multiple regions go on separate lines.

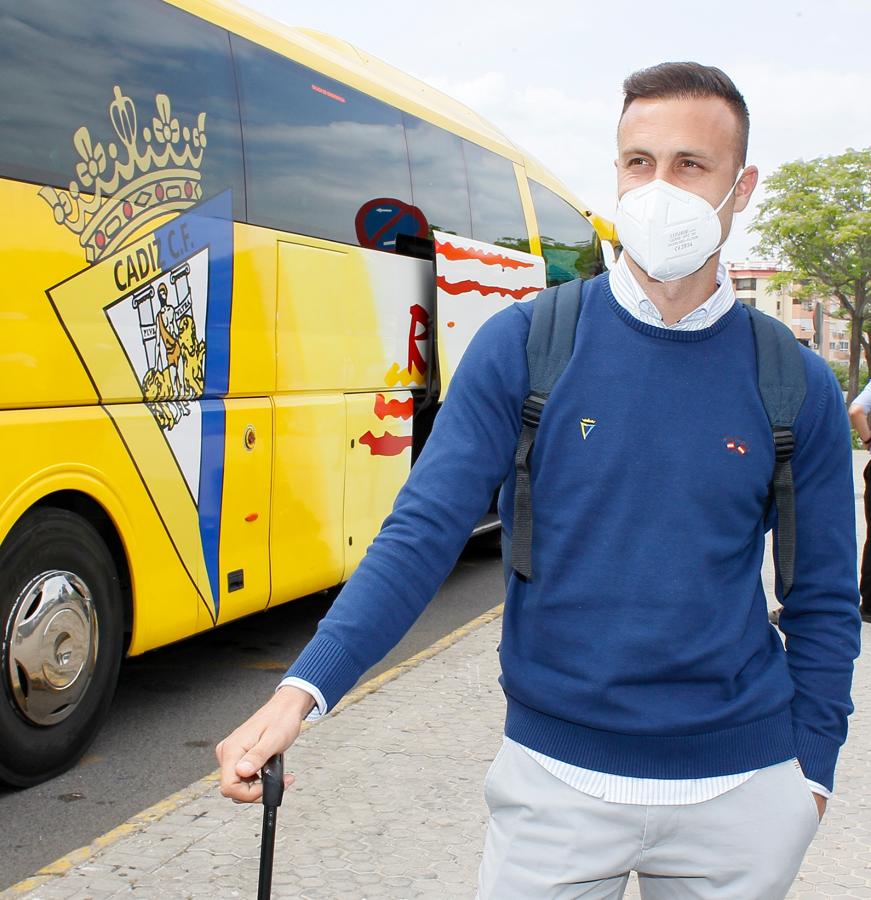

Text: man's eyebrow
xmin=673 ymin=149 xmax=716 ymax=161
xmin=619 ymin=146 xmax=653 ymax=158
xmin=620 ymin=146 xmax=716 ymax=162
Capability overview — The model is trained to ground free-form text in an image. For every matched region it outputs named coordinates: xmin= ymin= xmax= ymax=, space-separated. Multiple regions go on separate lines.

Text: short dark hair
xmin=621 ymin=62 xmax=749 ymax=164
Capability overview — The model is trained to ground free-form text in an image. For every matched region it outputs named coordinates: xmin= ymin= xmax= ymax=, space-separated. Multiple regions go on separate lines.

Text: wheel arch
xmin=29 ymin=491 xmax=133 ymax=651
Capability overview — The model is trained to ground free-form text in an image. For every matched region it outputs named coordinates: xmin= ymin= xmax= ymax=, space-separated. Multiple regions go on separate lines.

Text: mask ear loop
xmin=709 ymin=166 xmax=747 ymax=256
xmin=714 ymin=166 xmax=746 ymax=215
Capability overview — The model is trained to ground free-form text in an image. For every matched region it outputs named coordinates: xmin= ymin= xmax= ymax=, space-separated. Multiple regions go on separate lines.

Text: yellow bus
xmin=0 ymin=0 xmax=612 ymax=786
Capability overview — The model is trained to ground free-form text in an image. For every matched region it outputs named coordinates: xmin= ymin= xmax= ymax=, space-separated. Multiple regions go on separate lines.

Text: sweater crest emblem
xmin=580 ymin=417 xmax=597 ymax=440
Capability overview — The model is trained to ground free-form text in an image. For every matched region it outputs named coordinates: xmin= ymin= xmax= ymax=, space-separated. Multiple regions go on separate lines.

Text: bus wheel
xmin=0 ymin=508 xmax=123 ymax=788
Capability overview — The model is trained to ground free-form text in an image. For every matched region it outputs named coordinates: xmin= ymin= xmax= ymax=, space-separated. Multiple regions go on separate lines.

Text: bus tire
xmin=0 ymin=508 xmax=123 ymax=788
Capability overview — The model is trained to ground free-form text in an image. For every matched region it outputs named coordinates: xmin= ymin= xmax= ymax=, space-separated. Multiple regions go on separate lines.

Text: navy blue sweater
xmin=287 ymin=272 xmax=861 ymax=791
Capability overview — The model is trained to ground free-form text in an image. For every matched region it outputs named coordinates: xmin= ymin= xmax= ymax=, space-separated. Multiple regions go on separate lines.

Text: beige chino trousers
xmin=477 ymin=739 xmax=820 ymax=899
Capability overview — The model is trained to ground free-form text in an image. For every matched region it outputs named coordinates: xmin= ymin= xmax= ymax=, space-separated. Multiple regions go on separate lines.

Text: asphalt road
xmin=0 ymin=536 xmax=504 ymax=890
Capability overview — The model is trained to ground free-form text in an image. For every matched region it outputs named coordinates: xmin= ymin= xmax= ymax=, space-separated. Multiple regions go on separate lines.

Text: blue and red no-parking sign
xmin=355 ymin=198 xmax=428 ymax=251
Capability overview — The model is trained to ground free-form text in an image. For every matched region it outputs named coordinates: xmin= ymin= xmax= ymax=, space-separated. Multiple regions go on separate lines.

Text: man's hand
xmin=215 ymin=685 xmax=315 ymax=803
xmin=813 ymin=792 xmax=827 ymax=822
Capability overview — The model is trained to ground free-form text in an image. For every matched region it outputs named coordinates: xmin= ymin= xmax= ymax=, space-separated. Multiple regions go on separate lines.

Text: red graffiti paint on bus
xmin=435 ymin=239 xmax=534 ymax=270
xmin=436 ymin=275 xmax=539 ymax=301
xmin=359 ymin=431 xmax=414 ymax=457
xmin=360 ymin=303 xmax=428 ymax=457
xmin=374 ymin=393 xmax=414 ymax=421
xmin=406 ymin=303 xmax=429 ymax=377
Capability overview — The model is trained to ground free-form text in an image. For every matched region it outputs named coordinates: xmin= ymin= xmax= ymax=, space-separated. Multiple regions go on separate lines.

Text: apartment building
xmin=727 ymin=260 xmax=849 ymax=363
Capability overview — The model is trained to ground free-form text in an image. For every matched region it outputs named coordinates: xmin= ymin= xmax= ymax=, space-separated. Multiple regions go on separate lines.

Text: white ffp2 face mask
xmin=614 ymin=169 xmax=744 ymax=282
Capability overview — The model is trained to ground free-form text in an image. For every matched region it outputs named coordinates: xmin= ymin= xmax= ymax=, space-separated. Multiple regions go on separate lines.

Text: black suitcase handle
xmin=257 ymin=753 xmax=284 ymax=900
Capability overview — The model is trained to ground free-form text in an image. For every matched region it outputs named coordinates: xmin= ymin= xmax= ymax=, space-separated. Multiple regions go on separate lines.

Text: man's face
xmin=616 ymin=95 xmax=757 ymax=245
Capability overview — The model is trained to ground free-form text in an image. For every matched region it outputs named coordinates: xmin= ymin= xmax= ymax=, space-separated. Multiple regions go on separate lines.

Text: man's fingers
xmin=217 ymin=692 xmax=306 ymax=804
xmin=221 ymin=767 xmax=295 ymax=804
xmin=217 ymin=735 xmax=254 ymax=801
xmin=218 ymin=736 xmax=266 ymax=804
xmin=229 ymin=775 xmax=265 ymax=803
xmin=217 ymin=723 xmax=296 ymax=803
xmin=236 ymin=729 xmax=285 ymax=779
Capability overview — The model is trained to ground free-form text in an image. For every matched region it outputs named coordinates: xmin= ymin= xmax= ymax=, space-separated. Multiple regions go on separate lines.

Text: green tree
xmin=752 ymin=148 xmax=871 ymax=401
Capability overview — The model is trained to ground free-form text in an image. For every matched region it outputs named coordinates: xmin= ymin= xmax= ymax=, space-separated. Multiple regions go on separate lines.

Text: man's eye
xmin=627 ymin=158 xmax=648 ymax=166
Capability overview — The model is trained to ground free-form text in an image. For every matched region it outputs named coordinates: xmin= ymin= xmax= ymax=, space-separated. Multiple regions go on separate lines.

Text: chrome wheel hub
xmin=5 ymin=571 xmax=98 ymax=725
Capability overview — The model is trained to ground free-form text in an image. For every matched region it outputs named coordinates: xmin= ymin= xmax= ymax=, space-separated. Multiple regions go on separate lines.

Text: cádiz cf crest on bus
xmin=40 ymin=86 xmax=233 ymax=623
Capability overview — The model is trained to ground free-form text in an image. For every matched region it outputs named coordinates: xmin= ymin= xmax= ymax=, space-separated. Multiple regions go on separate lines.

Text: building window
xmin=735 ymin=278 xmax=756 ymax=291
xmin=744 ymin=295 xmax=756 ymax=307
xmin=776 ymin=301 xmax=782 ymax=314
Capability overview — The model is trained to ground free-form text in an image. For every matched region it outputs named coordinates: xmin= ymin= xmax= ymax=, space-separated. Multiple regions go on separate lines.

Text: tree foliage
xmin=752 ymin=148 xmax=871 ymax=401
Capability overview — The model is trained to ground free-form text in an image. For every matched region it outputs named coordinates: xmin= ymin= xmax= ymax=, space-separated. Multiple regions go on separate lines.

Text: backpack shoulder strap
xmin=745 ymin=304 xmax=807 ymax=597
xmin=527 ymin=279 xmax=586 ymax=394
xmin=511 ymin=278 xmax=585 ymax=580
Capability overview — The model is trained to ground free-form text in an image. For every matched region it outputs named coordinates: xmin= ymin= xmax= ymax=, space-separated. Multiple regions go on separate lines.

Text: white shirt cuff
xmin=806 ymin=779 xmax=831 ymax=799
xmin=276 ymin=676 xmax=327 ymax=722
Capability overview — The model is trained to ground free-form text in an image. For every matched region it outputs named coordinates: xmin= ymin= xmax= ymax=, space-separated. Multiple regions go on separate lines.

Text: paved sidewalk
xmin=4 ymin=455 xmax=870 ymax=899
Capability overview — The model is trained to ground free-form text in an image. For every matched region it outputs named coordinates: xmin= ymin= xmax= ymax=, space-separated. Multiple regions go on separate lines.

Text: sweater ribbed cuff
xmin=283 ymin=635 xmax=363 ymax=713
xmin=793 ymin=727 xmax=841 ymax=793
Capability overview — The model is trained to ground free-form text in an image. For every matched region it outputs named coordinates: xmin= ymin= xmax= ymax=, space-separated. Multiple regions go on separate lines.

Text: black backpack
xmin=505 ymin=278 xmax=807 ymax=598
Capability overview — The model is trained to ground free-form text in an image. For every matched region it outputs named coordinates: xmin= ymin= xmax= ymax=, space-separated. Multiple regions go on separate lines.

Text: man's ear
xmin=733 ymin=165 xmax=759 ymax=213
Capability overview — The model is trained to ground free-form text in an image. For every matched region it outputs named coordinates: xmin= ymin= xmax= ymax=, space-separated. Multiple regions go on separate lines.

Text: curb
xmin=2 ymin=603 xmax=504 ymax=897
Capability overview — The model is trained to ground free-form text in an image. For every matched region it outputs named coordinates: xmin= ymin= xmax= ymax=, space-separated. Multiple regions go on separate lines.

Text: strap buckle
xmin=773 ymin=426 xmax=795 ymax=463
xmin=521 ymin=392 xmax=548 ymax=428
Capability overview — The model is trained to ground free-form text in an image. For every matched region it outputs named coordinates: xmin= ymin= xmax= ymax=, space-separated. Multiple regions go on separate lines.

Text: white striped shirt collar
xmin=608 ymin=252 xmax=736 ymax=332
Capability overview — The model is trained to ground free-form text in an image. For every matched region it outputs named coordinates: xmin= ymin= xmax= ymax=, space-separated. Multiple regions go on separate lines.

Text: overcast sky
xmin=238 ymin=0 xmax=871 ymax=265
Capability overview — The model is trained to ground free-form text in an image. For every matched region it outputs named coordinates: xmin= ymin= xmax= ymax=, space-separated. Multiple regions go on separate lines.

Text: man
xmin=217 ymin=63 xmax=860 ymax=899
xmin=847 ymin=385 xmax=871 ymax=622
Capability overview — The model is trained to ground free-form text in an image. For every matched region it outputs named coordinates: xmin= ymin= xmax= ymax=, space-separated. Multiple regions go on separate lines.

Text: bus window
xmin=529 ymin=179 xmax=601 ymax=286
xmin=462 ymin=140 xmax=528 ymax=252
xmin=0 ymin=0 xmax=245 ymax=220
xmin=403 ymin=114 xmax=471 ymax=239
xmin=233 ymin=37 xmax=413 ymax=248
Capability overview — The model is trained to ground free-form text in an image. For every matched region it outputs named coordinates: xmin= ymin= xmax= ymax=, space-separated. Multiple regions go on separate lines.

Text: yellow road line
xmin=2 ymin=776 xmax=221 ymax=895
xmin=2 ymin=603 xmax=504 ymax=896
